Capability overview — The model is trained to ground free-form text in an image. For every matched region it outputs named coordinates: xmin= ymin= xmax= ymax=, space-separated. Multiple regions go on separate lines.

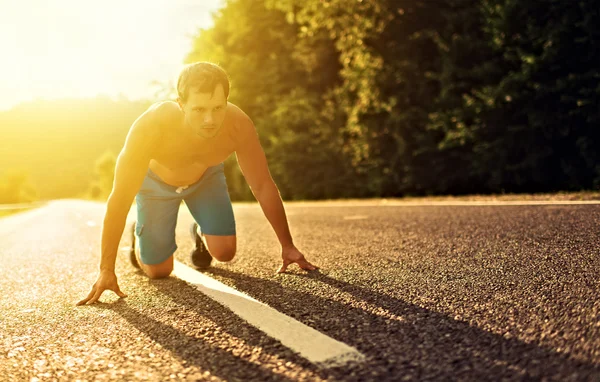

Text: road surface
xmin=1 ymin=199 xmax=599 ymax=381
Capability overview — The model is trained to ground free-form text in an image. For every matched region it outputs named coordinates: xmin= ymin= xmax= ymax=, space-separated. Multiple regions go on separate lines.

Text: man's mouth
xmin=195 ymin=126 xmax=218 ymax=137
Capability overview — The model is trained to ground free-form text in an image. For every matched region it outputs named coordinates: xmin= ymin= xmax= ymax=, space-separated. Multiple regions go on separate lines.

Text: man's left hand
xmin=277 ymin=246 xmax=319 ymax=273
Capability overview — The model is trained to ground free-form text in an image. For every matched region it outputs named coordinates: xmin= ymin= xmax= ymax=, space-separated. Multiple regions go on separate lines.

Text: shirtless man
xmin=77 ymin=62 xmax=318 ymax=306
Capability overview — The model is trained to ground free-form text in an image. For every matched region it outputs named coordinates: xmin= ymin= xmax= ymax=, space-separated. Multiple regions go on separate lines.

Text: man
xmin=77 ymin=62 xmax=318 ymax=306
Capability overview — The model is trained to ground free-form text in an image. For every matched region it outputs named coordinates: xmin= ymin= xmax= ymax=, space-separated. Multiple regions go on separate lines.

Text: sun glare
xmin=0 ymin=0 xmax=223 ymax=110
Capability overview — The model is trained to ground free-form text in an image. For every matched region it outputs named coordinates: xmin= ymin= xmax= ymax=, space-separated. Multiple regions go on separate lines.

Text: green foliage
xmin=87 ymin=151 xmax=117 ymax=200
xmin=265 ymin=0 xmax=600 ymax=196
xmin=272 ymin=0 xmax=485 ymax=195
xmin=186 ymin=0 xmax=357 ymax=200
xmin=260 ymin=88 xmax=366 ymax=199
xmin=3 ymin=0 xmax=598 ymax=201
xmin=435 ymin=0 xmax=600 ymax=192
xmin=0 ymin=97 xmax=150 ymax=200
xmin=0 ymin=170 xmax=37 ymax=204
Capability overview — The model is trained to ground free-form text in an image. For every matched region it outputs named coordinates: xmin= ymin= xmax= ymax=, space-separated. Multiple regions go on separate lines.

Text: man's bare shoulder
xmin=123 ymin=101 xmax=179 ymax=155
xmin=153 ymin=100 xmax=180 ymax=112
xmin=149 ymin=100 xmax=181 ymax=124
xmin=137 ymin=101 xmax=181 ymax=136
xmin=226 ymin=102 xmax=254 ymax=134
xmin=226 ymin=102 xmax=251 ymax=122
xmin=225 ymin=102 xmax=259 ymax=149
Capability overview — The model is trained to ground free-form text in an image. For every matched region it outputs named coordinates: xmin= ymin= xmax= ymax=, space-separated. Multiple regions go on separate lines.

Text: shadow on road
xmin=92 ymin=265 xmax=599 ymax=381
xmin=202 ymin=267 xmax=599 ymax=381
xmin=97 ymin=278 xmax=324 ymax=382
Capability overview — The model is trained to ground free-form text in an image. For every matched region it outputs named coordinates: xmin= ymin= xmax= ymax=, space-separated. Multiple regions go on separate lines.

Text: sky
xmin=0 ymin=0 xmax=224 ymax=111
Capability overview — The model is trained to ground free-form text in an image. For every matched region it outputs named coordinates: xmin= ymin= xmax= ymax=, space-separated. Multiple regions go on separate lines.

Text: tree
xmin=438 ymin=0 xmax=600 ymax=191
xmin=0 ymin=170 xmax=37 ymax=204
xmin=185 ymin=0 xmax=356 ymax=200
xmin=88 ymin=151 xmax=117 ymax=200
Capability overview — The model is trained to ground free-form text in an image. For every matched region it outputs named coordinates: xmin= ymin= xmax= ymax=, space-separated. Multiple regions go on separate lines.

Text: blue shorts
xmin=134 ymin=162 xmax=236 ymax=265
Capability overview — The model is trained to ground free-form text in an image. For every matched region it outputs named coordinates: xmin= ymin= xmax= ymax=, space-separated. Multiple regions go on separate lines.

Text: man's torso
xmin=148 ymin=101 xmax=241 ymax=187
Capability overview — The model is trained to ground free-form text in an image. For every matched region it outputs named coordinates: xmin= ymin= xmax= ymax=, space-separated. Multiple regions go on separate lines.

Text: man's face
xmin=178 ymin=84 xmax=228 ymax=139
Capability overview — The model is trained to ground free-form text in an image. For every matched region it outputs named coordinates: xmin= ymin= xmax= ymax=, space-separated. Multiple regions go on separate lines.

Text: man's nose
xmin=203 ymin=112 xmax=213 ymax=124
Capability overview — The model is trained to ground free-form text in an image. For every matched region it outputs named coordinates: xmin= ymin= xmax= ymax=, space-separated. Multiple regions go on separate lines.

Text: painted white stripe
xmin=343 ymin=215 xmax=369 ymax=220
xmin=172 ymin=261 xmax=366 ymax=368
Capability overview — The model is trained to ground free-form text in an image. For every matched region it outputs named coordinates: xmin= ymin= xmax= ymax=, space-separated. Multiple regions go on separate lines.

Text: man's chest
xmin=152 ymin=131 xmax=236 ymax=170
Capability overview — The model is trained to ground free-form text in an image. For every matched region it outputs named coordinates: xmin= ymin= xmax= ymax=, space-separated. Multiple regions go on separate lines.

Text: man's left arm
xmin=234 ymin=115 xmax=318 ymax=273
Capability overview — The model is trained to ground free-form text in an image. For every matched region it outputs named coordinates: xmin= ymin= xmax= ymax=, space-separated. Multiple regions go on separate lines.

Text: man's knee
xmin=206 ymin=236 xmax=236 ymax=262
xmin=212 ymin=245 xmax=236 ymax=262
xmin=140 ymin=255 xmax=174 ymax=279
xmin=146 ymin=267 xmax=173 ymax=279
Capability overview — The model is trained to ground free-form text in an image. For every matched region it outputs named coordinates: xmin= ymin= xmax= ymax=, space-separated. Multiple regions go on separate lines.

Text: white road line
xmin=343 ymin=215 xmax=369 ymax=220
xmin=172 ymin=261 xmax=366 ymax=368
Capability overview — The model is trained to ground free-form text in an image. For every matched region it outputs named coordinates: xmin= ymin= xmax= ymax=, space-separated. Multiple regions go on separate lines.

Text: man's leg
xmin=184 ymin=163 xmax=237 ymax=263
xmin=134 ymin=184 xmax=182 ymax=278
xmin=202 ymin=233 xmax=237 ymax=262
xmin=134 ymin=226 xmax=175 ymax=279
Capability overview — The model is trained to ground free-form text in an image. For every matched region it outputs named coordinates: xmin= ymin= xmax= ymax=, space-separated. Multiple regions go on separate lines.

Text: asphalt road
xmin=1 ymin=199 xmax=599 ymax=381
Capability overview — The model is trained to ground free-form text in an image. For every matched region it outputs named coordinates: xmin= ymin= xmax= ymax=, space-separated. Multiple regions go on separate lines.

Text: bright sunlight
xmin=0 ymin=0 xmax=223 ymax=111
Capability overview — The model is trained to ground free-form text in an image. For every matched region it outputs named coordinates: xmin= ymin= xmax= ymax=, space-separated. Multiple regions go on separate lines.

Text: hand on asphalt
xmin=76 ymin=270 xmax=127 ymax=306
xmin=277 ymin=246 xmax=319 ymax=274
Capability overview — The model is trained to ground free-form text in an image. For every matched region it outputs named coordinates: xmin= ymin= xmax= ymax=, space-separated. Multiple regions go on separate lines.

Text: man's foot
xmin=190 ymin=222 xmax=212 ymax=269
xmin=129 ymin=223 xmax=141 ymax=269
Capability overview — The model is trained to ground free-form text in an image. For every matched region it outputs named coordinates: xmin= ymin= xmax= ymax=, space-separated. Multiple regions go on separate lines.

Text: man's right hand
xmin=76 ymin=270 xmax=127 ymax=306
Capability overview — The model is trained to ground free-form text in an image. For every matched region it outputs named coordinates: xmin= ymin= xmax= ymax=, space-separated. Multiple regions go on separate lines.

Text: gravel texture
xmin=1 ymin=199 xmax=599 ymax=381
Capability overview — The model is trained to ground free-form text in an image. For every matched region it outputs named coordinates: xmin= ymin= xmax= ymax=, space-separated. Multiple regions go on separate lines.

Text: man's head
xmin=176 ymin=62 xmax=230 ymax=139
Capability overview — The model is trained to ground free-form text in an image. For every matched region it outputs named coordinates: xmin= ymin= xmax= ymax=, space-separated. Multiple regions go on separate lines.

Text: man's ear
xmin=176 ymin=97 xmax=184 ymax=111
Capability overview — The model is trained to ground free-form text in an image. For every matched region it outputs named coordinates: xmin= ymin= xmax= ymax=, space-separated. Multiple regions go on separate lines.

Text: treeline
xmin=0 ymin=170 xmax=37 ymax=204
xmin=1 ymin=0 xmax=597 ymax=203
xmin=0 ymin=97 xmax=150 ymax=201
xmin=187 ymin=0 xmax=600 ymax=199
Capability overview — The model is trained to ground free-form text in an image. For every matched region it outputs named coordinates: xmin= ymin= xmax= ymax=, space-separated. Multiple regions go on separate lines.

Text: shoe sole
xmin=189 ymin=222 xmax=212 ymax=269
xmin=129 ymin=223 xmax=141 ymax=269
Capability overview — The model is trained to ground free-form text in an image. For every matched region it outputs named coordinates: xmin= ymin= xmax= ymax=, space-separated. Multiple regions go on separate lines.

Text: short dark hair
xmin=177 ymin=62 xmax=230 ymax=103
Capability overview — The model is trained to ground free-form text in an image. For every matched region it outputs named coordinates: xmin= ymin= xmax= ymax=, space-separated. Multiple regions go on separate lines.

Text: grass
xmin=0 ymin=208 xmax=33 ymax=218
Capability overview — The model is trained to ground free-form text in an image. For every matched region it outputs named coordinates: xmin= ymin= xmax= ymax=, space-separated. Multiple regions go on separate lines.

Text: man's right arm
xmin=77 ymin=102 xmax=170 ymax=306
xmin=98 ymin=103 xmax=167 ymax=273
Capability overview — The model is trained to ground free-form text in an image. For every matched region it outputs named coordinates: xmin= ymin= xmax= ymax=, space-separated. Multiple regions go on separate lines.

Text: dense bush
xmin=187 ymin=0 xmax=599 ymax=198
